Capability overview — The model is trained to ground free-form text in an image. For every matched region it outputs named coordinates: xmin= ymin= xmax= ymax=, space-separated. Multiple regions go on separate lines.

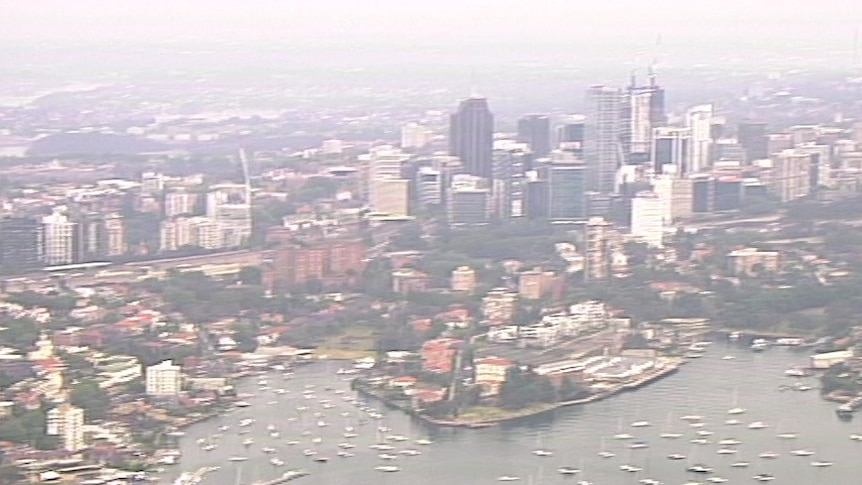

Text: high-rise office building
xmin=584 ymin=85 xmax=622 ymax=193
xmin=652 ymin=127 xmax=692 ymax=175
xmin=46 ymin=404 xmax=85 ymax=452
xmin=631 ymin=191 xmax=665 ymax=248
xmin=543 ymin=160 xmax=587 ymax=221
xmin=770 ymin=149 xmax=812 ymax=202
xmin=622 ymin=74 xmax=666 ymax=163
xmin=164 ymin=189 xmax=197 ymax=217
xmin=738 ymin=121 xmax=769 ymax=162
xmin=557 ymin=115 xmax=585 ymax=155
xmin=652 ymin=175 xmax=694 ymax=223
xmin=370 ymin=177 xmax=410 ymax=217
xmin=42 ymin=209 xmax=77 ymax=266
xmin=0 ymin=217 xmax=43 ymax=272
xmin=415 ymin=167 xmax=443 ymax=208
xmin=447 ymin=175 xmax=490 ymax=227
xmin=517 ymin=114 xmax=551 ymax=158
xmin=449 ymin=97 xmax=494 ymax=179
xmin=583 ymin=217 xmax=612 ymax=281
xmin=686 ymin=104 xmax=715 ymax=174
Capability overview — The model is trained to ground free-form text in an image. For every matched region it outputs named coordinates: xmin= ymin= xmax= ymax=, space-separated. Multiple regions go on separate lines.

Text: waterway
xmin=160 ymin=343 xmax=861 ymax=485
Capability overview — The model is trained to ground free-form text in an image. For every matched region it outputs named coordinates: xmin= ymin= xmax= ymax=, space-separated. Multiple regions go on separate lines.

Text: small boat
xmin=370 ymin=443 xmax=395 ymax=451
xmin=557 ymin=467 xmax=580 ymax=475
xmin=731 ymin=461 xmax=750 ymax=467
xmin=218 ymin=425 xmax=230 ymax=431
xmin=311 ymin=437 xmax=322 ymax=444
xmin=660 ymin=432 xmax=683 ymax=439
xmin=496 ymin=476 xmax=520 ymax=481
xmin=532 ymin=449 xmax=554 ymax=457
xmin=686 ymin=464 xmax=713 ymax=473
xmin=681 ymin=415 xmax=703 ymax=422
xmin=753 ymin=473 xmax=775 ymax=482
xmin=242 ymin=438 xmax=254 ymax=447
xmin=638 ymin=479 xmax=661 ymax=485
xmin=721 ymin=355 xmax=736 ymax=360
xmin=337 ymin=451 xmax=354 ymax=458
xmin=690 ymin=438 xmax=710 ymax=445
xmin=312 ymin=456 xmax=330 ymax=463
xmin=269 ymin=458 xmax=285 ymax=466
xmin=696 ymin=430 xmax=714 ymax=436
xmin=415 ymin=438 xmax=434 ymax=445
xmin=378 ymin=453 xmax=398 ymax=460
xmin=302 ymin=449 xmax=316 ymax=457
xmin=791 ymin=449 xmax=815 ymax=456
xmin=235 ymin=401 xmax=251 ymax=408
xmin=613 ymin=433 xmax=634 ymax=440
xmin=707 ymin=477 xmax=728 ymax=483
xmin=202 ymin=444 xmax=216 ymax=451
xmin=725 ymin=419 xmax=742 ymax=425
xmin=748 ymin=421 xmax=768 ymax=429
xmin=338 ymin=443 xmax=356 ymax=449
xmin=777 ymin=433 xmax=798 ymax=439
xmin=717 ymin=448 xmax=737 ymax=455
xmin=386 ymin=434 xmax=409 ymax=442
xmin=667 ymin=453 xmax=686 ymax=460
xmin=376 ymin=465 xmax=401 ymax=472
xmin=262 ymin=447 xmax=276 ymax=454
xmin=619 ymin=464 xmax=643 ymax=472
xmin=631 ymin=421 xmax=650 ymax=428
xmin=598 ymin=451 xmax=616 ymax=458
xmin=811 ymin=460 xmax=833 ymax=467
xmin=785 ymin=368 xmax=810 ymax=377
xmin=629 ymin=441 xmax=648 ymax=449
xmin=719 ymin=438 xmax=741 ymax=445
xmin=228 ymin=456 xmax=248 ymax=462
xmin=399 ymin=449 xmax=421 ymax=456
xmin=267 ymin=425 xmax=277 ymax=431
xmin=758 ymin=451 xmax=779 ymax=459
xmin=287 ymin=440 xmax=299 ymax=446
xmin=850 ymin=434 xmax=862 ymax=441
xmin=727 ymin=407 xmax=746 ymax=415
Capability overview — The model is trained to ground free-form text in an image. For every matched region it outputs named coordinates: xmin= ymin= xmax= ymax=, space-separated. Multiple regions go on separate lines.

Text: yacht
xmin=748 ymin=421 xmax=768 ymax=429
xmin=557 ymin=467 xmax=580 ymax=475
xmin=725 ymin=419 xmax=742 ymax=425
xmin=686 ymin=464 xmax=713 ymax=473
xmin=731 ymin=461 xmax=750 ymax=467
xmin=336 ymin=451 xmax=354 ymax=458
xmin=719 ymin=438 xmax=741 ymax=446
xmin=376 ymin=465 xmax=401 ymax=473
xmin=629 ymin=441 xmax=649 ymax=449
xmin=415 ymin=438 xmax=434 ymax=445
xmin=667 ymin=453 xmax=686 ymax=460
xmin=262 ymin=447 xmax=276 ymax=454
xmin=706 ymin=478 xmax=728 ymax=483
xmin=242 ymin=438 xmax=254 ymax=447
xmin=269 ymin=458 xmax=285 ymax=466
xmin=751 ymin=339 xmax=769 ymax=352
xmin=532 ymin=449 xmax=554 ymax=457
xmin=753 ymin=474 xmax=775 ymax=482
xmin=631 ymin=421 xmax=650 ymax=428
xmin=811 ymin=460 xmax=834 ymax=467
xmin=228 ymin=456 xmax=248 ymax=462
xmin=496 ymin=476 xmax=521 ymax=481
xmin=758 ymin=451 xmax=780 ymax=459
xmin=790 ymin=449 xmax=815 ymax=456
xmin=717 ymin=448 xmax=737 ymax=455
xmin=620 ymin=464 xmax=643 ymax=472
xmin=777 ymin=432 xmax=798 ymax=439
xmin=850 ymin=434 xmax=862 ymax=441
xmin=235 ymin=401 xmax=251 ymax=408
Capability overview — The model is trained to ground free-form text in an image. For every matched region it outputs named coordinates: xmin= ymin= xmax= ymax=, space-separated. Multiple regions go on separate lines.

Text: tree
xmin=237 ymin=266 xmax=262 ymax=286
xmin=70 ymin=379 xmax=110 ymax=422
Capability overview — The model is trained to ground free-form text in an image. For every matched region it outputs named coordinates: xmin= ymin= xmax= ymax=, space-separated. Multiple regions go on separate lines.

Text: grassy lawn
xmin=457 ymin=403 xmax=557 ymax=422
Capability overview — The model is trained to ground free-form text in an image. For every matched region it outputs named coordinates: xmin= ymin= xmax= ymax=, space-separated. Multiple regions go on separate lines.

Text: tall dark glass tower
xmin=517 ymin=114 xmax=551 ymax=158
xmin=0 ymin=217 xmax=43 ymax=273
xmin=449 ymin=97 xmax=494 ymax=179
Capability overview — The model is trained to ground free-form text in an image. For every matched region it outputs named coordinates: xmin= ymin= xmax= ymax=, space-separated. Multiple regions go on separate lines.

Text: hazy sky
xmin=2 ymin=0 xmax=858 ymax=46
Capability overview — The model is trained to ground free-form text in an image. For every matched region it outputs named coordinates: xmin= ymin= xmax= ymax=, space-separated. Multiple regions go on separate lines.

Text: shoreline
xmin=357 ymin=361 xmax=684 ymax=429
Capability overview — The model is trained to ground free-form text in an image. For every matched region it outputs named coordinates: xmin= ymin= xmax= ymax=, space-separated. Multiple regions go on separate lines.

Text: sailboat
xmin=531 ymin=434 xmax=553 ymax=457
xmin=660 ymin=411 xmax=683 ymax=439
xmin=613 ymin=417 xmax=634 ymax=440
xmin=598 ymin=436 xmax=616 ymax=458
xmin=727 ymin=387 xmax=746 ymax=415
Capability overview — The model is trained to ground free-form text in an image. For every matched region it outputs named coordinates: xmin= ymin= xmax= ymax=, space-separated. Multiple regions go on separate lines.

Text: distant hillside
xmin=28 ymin=133 xmax=167 ymax=156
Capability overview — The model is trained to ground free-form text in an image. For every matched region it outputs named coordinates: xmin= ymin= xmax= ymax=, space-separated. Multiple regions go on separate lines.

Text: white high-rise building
xmin=206 ymin=184 xmax=251 ymax=245
xmin=584 ymin=85 xmax=622 ymax=193
xmin=46 ymin=404 xmax=85 ymax=452
xmin=401 ymin=122 xmax=430 ymax=149
xmin=42 ymin=209 xmax=76 ymax=265
xmin=631 ymin=191 xmax=665 ymax=248
xmin=416 ymin=167 xmax=443 ymax=207
xmin=189 ymin=217 xmax=224 ymax=249
xmin=652 ymin=175 xmax=693 ymax=224
xmin=164 ymin=190 xmax=196 ymax=217
xmin=103 ymin=215 xmax=126 ymax=257
xmin=686 ymin=104 xmax=714 ymax=174
xmin=145 ymin=360 xmax=182 ymax=397
xmin=370 ymin=178 xmax=410 ymax=216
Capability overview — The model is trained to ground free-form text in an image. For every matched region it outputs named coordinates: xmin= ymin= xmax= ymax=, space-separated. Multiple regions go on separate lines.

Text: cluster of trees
xmin=137 ymin=270 xmax=266 ymax=323
xmin=69 ymin=379 xmax=110 ymax=422
xmin=0 ymin=403 xmax=59 ymax=450
xmin=499 ymin=367 xmax=586 ymax=410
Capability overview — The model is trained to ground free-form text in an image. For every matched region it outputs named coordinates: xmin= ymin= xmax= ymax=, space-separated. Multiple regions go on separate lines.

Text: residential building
xmin=420 ymin=338 xmax=463 ymax=373
xmin=518 ymin=268 xmax=558 ymax=300
xmin=401 ymin=122 xmax=431 ymax=150
xmin=652 ymin=175 xmax=693 ymax=223
xmin=370 ymin=177 xmax=410 ymax=216
xmin=474 ymin=356 xmax=512 ymax=396
xmin=145 ymin=360 xmax=182 ymax=397
xmin=481 ymin=288 xmax=519 ymax=325
xmin=449 ymin=97 xmax=494 ymax=179
xmin=42 ymin=209 xmax=76 ymax=265
xmin=737 ymin=121 xmax=769 ymax=162
xmin=450 ymin=266 xmax=477 ymax=293
xmin=164 ymin=190 xmax=197 ymax=217
xmin=46 ymin=404 xmax=85 ymax=452
xmin=631 ymin=191 xmax=664 ymax=247
xmin=392 ymin=268 xmax=431 ymax=294
xmin=584 ymin=85 xmax=622 ymax=193
xmin=583 ymin=217 xmax=612 ymax=281
xmin=728 ymin=248 xmax=780 ymax=277
xmin=770 ymin=149 xmax=812 ymax=202
xmin=264 ymin=236 xmax=365 ymax=291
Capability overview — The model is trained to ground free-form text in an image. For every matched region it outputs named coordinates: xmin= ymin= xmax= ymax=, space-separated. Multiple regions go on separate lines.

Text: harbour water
xmin=162 ymin=342 xmax=861 ymax=485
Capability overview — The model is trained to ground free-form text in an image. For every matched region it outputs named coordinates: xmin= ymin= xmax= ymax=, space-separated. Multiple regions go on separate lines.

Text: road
xmin=2 ymin=250 xmax=267 ymax=292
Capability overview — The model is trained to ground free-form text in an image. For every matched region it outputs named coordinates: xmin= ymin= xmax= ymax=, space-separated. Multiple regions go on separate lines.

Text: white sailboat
xmin=660 ymin=411 xmax=683 ymax=439
xmin=727 ymin=387 xmax=746 ymax=415
xmin=598 ymin=436 xmax=616 ymax=458
xmin=531 ymin=434 xmax=553 ymax=457
xmin=613 ymin=417 xmax=634 ymax=440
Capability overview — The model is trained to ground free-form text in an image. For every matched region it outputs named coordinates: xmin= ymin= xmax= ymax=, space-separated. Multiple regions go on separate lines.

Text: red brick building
xmin=264 ymin=233 xmax=366 ymax=292
xmin=420 ymin=338 xmax=464 ymax=373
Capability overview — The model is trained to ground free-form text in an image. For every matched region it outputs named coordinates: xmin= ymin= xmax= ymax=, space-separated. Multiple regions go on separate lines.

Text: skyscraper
xmin=543 ymin=160 xmax=587 ymax=221
xmin=449 ymin=97 xmax=494 ymax=179
xmin=42 ymin=209 xmax=77 ymax=266
xmin=46 ymin=404 xmax=85 ymax=452
xmin=738 ymin=121 xmax=769 ymax=162
xmin=517 ymin=114 xmax=551 ymax=158
xmin=686 ymin=104 xmax=715 ymax=174
xmin=631 ymin=191 xmax=665 ymax=248
xmin=652 ymin=127 xmax=692 ymax=175
xmin=0 ymin=217 xmax=43 ymax=272
xmin=622 ymin=73 xmax=666 ymax=163
xmin=584 ymin=85 xmax=622 ymax=193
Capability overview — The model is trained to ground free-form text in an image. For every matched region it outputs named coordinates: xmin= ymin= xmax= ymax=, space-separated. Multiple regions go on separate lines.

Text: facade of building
xmin=584 ymin=217 xmax=612 ymax=281
xmin=474 ymin=356 xmax=512 ymax=396
xmin=449 ymin=97 xmax=494 ymax=179
xmin=450 ymin=266 xmax=477 ymax=293
xmin=401 ymin=122 xmax=431 ymax=150
xmin=415 ymin=167 xmax=443 ymax=208
xmin=420 ymin=338 xmax=463 ymax=373
xmin=164 ymin=190 xmax=197 ymax=218
xmin=584 ymin=85 xmax=622 ymax=193
xmin=652 ymin=175 xmax=693 ymax=223
xmin=544 ymin=159 xmax=587 ymax=221
xmin=481 ymin=288 xmax=519 ymax=325
xmin=623 ymin=76 xmax=666 ymax=163
xmin=42 ymin=209 xmax=76 ymax=266
xmin=770 ymin=149 xmax=812 ymax=202
xmin=728 ymin=248 xmax=780 ymax=277
xmin=652 ymin=126 xmax=692 ymax=175
xmin=264 ymin=236 xmax=365 ymax=291
xmin=686 ymin=104 xmax=714 ymax=174
xmin=370 ymin=177 xmax=410 ymax=216
xmin=631 ymin=192 xmax=664 ymax=248
xmin=46 ymin=403 xmax=85 ymax=452
xmin=0 ymin=217 xmax=43 ymax=272
xmin=517 ymin=114 xmax=551 ymax=158
xmin=391 ymin=268 xmax=431 ymax=294
xmin=145 ymin=360 xmax=182 ymax=397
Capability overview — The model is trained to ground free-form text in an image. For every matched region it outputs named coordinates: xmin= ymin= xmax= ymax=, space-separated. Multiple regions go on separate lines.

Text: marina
xmin=159 ymin=342 xmax=861 ymax=485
